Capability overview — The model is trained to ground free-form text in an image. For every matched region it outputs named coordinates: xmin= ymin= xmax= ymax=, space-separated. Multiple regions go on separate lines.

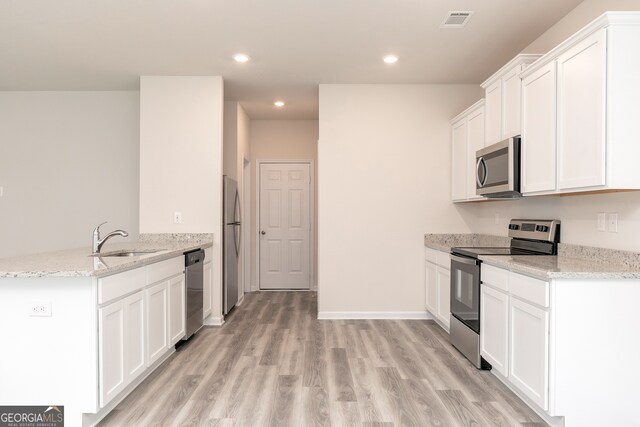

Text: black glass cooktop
xmin=452 ymin=246 xmax=545 ymax=258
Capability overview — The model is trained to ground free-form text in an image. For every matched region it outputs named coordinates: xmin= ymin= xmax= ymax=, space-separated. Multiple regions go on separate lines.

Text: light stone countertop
xmin=0 ymin=234 xmax=213 ymax=278
xmin=479 ymin=254 xmax=640 ymax=280
xmin=423 ymin=233 xmax=510 ymax=252
xmin=425 ymin=233 xmax=640 ymax=280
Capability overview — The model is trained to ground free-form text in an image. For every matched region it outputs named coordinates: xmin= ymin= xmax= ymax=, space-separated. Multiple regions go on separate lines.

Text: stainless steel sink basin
xmin=89 ymin=249 xmax=162 ymax=257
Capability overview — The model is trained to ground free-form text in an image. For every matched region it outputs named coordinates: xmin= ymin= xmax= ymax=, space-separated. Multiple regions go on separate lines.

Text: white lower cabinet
xmin=203 ymin=261 xmax=212 ymax=319
xmin=99 ymin=290 xmax=146 ymax=408
xmin=509 ymin=297 xmax=550 ymax=410
xmin=98 ymin=300 xmax=126 ymax=407
xmin=168 ymin=274 xmax=186 ymax=345
xmin=98 ymin=255 xmax=189 ymax=408
xmin=424 ymin=248 xmax=450 ymax=331
xmin=146 ymin=281 xmax=168 ymax=366
xmin=425 ymin=261 xmax=438 ymax=314
xmin=435 ymin=267 xmax=450 ymax=328
xmin=480 ymin=284 xmax=509 ymax=376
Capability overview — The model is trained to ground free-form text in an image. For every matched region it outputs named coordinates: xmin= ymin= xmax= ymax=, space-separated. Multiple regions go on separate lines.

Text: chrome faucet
xmin=92 ymin=222 xmax=129 ymax=254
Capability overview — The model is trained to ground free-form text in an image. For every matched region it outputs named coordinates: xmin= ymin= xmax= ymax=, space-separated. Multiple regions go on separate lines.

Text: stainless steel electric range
xmin=449 ymin=219 xmax=561 ymax=369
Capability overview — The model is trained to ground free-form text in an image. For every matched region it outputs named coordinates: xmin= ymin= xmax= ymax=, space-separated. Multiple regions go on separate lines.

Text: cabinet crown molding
xmin=520 ymin=11 xmax=640 ymax=79
xmin=450 ymin=98 xmax=485 ymax=125
xmin=480 ymin=54 xmax=542 ymax=89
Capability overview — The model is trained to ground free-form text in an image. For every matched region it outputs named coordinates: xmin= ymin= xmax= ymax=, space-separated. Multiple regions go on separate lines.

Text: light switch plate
xmin=174 ymin=211 xmax=182 ymax=224
xmin=597 ymin=213 xmax=606 ymax=232
xmin=608 ymin=213 xmax=618 ymax=233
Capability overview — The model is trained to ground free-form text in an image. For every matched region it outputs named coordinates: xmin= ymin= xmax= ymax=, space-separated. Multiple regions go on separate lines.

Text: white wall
xmin=318 ymin=85 xmax=481 ymax=314
xmin=139 ymin=76 xmax=223 ymax=234
xmin=523 ymin=0 xmax=640 ymax=54
xmin=249 ymin=120 xmax=318 ymax=290
xmin=457 ymin=0 xmax=640 ymax=252
xmin=0 ymin=91 xmax=140 ymax=259
xmin=139 ymin=76 xmax=224 ymax=321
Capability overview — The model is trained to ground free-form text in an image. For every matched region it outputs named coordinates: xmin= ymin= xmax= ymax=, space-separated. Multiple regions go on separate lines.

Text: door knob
xmin=260 ymin=230 xmax=266 ymax=235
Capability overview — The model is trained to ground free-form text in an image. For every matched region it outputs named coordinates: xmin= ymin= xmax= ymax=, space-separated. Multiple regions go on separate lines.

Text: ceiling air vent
xmin=441 ymin=11 xmax=474 ymax=28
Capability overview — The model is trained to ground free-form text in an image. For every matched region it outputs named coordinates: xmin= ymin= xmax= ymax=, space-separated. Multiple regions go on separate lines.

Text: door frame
xmin=255 ymin=159 xmax=315 ymax=291
xmin=242 ymin=157 xmax=251 ymax=299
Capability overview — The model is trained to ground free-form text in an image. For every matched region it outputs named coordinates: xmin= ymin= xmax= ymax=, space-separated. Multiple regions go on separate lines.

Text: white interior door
xmin=259 ymin=162 xmax=311 ymax=290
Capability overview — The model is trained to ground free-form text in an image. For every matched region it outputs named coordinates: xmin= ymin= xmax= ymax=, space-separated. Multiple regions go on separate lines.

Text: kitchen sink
xmin=89 ymin=249 xmax=162 ymax=257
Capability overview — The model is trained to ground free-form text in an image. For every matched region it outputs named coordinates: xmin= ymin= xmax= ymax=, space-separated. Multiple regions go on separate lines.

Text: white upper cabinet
xmin=481 ymin=54 xmax=542 ymax=145
xmin=520 ymin=13 xmax=640 ymax=195
xmin=451 ymin=118 xmax=468 ymax=201
xmin=484 ymin=81 xmax=502 ymax=145
xmin=521 ymin=62 xmax=557 ymax=194
xmin=557 ymin=30 xmax=606 ymax=190
xmin=450 ymin=99 xmax=485 ymax=202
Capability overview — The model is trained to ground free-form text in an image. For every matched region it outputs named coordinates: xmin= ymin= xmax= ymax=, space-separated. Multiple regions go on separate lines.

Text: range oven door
xmin=450 ymin=254 xmax=481 ymax=334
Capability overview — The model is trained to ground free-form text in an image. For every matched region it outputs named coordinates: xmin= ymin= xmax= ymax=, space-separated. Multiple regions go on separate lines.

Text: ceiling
xmin=0 ymin=0 xmax=582 ymax=119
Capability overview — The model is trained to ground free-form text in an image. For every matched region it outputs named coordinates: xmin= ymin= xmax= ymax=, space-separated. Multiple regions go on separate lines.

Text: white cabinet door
xmin=480 ymin=285 xmax=509 ymax=376
xmin=509 ymin=297 xmax=550 ymax=410
xmin=502 ymin=66 xmax=523 ymax=139
xmin=168 ymin=275 xmax=186 ymax=345
xmin=522 ymin=62 xmax=557 ymax=194
xmin=123 ymin=291 xmax=146 ymax=383
xmin=425 ymin=261 xmax=438 ymax=316
xmin=557 ymin=30 xmax=607 ymax=191
xmin=466 ymin=107 xmax=485 ymax=200
xmin=203 ymin=261 xmax=212 ymax=319
xmin=98 ymin=300 xmax=126 ymax=407
xmin=451 ymin=119 xmax=468 ymax=201
xmin=485 ymin=80 xmax=502 ymax=146
xmin=146 ymin=281 xmax=168 ymax=366
xmin=436 ymin=267 xmax=450 ymax=329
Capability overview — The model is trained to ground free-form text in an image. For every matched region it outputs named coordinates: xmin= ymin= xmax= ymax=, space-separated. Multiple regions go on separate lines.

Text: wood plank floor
xmin=99 ymin=291 xmax=548 ymax=427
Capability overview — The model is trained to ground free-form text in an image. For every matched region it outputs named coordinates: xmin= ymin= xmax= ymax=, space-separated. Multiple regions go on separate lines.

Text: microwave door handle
xmin=476 ymin=157 xmax=488 ymax=187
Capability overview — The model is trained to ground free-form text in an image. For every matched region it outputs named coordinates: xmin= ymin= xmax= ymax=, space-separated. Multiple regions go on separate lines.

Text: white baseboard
xmin=317 ymin=311 xmax=433 ymax=320
xmin=203 ymin=316 xmax=225 ymax=326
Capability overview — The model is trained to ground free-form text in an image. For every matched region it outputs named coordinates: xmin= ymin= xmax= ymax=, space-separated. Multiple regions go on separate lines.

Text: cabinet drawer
xmin=510 ymin=272 xmax=549 ymax=307
xmin=148 ymin=256 xmax=184 ymax=285
xmin=425 ymin=247 xmax=450 ymax=268
xmin=482 ymin=264 xmax=509 ymax=292
xmin=98 ymin=267 xmax=147 ymax=305
xmin=425 ymin=247 xmax=439 ymax=264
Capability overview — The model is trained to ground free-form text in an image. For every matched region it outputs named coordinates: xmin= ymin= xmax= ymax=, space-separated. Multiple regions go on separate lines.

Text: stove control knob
xmin=508 ymin=224 xmax=520 ymax=230
xmin=536 ymin=225 xmax=549 ymax=232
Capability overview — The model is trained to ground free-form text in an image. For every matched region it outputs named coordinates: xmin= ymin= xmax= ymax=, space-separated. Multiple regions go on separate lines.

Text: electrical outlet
xmin=174 ymin=211 xmax=182 ymax=224
xmin=597 ymin=212 xmax=606 ymax=232
xmin=29 ymin=302 xmax=51 ymax=317
xmin=608 ymin=213 xmax=618 ymax=233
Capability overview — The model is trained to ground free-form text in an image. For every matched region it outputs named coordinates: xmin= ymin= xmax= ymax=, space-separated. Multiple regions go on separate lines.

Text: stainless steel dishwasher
xmin=184 ymin=249 xmax=205 ymax=340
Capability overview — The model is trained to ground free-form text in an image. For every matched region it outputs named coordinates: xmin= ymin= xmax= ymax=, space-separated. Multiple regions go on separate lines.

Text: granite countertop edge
xmin=0 ymin=239 xmax=213 ymax=279
xmin=479 ymin=255 xmax=640 ymax=281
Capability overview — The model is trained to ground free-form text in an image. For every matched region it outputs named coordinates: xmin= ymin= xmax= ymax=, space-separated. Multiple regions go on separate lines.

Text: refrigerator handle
xmin=234 ymin=189 xmax=241 ymax=257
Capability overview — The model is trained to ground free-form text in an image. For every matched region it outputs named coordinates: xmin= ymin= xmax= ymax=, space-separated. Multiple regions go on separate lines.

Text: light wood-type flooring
xmin=99 ymin=291 xmax=548 ymax=427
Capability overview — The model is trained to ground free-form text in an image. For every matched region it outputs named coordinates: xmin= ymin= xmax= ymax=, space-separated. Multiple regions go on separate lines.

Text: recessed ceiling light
xmin=232 ymin=53 xmax=250 ymax=63
xmin=383 ymin=55 xmax=399 ymax=64
xmin=274 ymin=101 xmax=285 ymax=107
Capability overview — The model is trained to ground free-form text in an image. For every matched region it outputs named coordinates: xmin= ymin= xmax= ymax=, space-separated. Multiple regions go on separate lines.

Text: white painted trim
xmin=450 ymin=98 xmax=485 ymax=125
xmin=317 ymin=311 xmax=434 ymax=320
xmin=203 ymin=316 xmax=225 ymax=326
xmin=255 ymin=159 xmax=315 ymax=291
xmin=520 ymin=12 xmax=640 ymax=79
xmin=242 ymin=156 xmax=251 ymax=298
xmin=480 ymin=53 xmax=543 ymax=88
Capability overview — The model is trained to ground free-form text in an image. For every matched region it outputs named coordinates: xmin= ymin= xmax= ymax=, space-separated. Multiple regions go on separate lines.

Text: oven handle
xmin=450 ymin=254 xmax=479 ymax=265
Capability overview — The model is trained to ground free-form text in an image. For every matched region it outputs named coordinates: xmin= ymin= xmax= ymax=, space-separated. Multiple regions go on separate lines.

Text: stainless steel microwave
xmin=475 ymin=136 xmax=521 ymax=198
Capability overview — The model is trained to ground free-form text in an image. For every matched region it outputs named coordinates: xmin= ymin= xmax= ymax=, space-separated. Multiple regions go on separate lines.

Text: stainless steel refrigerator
xmin=223 ymin=176 xmax=241 ymax=315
